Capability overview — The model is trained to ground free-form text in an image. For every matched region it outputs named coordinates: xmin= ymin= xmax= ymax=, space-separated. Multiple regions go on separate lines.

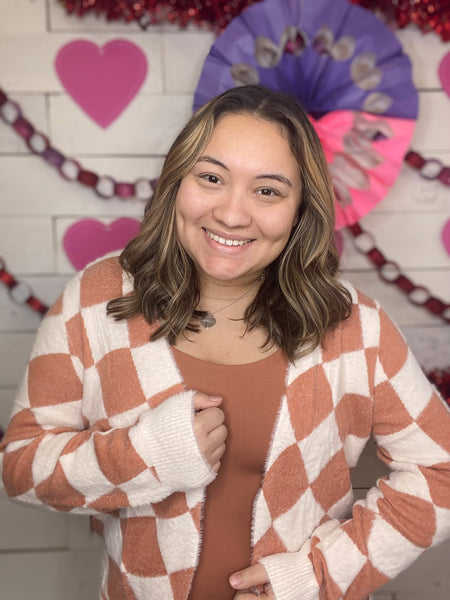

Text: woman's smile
xmin=203 ymin=227 xmax=255 ymax=248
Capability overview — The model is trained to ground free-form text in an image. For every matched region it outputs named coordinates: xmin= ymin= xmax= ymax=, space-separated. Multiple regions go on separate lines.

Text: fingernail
xmin=229 ymin=573 xmax=241 ymax=587
xmin=210 ymin=395 xmax=222 ymax=402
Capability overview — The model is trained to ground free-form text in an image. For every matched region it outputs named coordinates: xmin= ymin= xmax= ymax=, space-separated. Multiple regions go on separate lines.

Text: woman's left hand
xmin=229 ymin=563 xmax=275 ymax=599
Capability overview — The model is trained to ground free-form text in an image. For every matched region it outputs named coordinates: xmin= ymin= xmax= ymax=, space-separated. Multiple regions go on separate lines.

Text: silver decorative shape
xmin=200 ymin=312 xmax=216 ymax=329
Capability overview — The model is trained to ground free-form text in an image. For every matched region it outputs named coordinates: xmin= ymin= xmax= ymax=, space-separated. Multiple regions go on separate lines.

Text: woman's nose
xmin=212 ymin=188 xmax=252 ymax=228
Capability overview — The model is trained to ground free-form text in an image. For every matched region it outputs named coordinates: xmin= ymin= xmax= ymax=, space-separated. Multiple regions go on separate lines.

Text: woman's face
xmin=175 ymin=112 xmax=302 ymax=287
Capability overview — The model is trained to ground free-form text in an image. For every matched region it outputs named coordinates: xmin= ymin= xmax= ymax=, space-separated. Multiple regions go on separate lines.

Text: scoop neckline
xmin=170 ymin=345 xmax=284 ymax=367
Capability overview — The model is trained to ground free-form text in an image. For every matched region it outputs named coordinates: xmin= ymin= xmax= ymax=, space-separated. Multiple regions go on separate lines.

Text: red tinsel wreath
xmin=59 ymin=0 xmax=450 ymax=40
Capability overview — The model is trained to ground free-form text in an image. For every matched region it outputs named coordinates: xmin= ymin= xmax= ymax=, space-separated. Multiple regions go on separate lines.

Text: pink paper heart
xmin=63 ymin=218 xmax=141 ymax=270
xmin=438 ymin=52 xmax=450 ymax=98
xmin=442 ymin=219 xmax=450 ymax=256
xmin=55 ymin=39 xmax=148 ymax=128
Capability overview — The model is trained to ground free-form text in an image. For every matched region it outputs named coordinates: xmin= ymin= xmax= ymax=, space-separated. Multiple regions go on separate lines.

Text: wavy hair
xmin=107 ymin=85 xmax=351 ymax=361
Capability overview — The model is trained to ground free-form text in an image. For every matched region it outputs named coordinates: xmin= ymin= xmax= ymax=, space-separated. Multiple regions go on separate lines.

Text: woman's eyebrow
xmin=255 ymin=173 xmax=293 ymax=187
xmin=197 ymin=155 xmax=229 ymax=170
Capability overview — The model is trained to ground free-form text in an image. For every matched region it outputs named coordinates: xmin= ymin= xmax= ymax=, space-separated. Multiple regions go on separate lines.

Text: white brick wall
xmin=0 ymin=1 xmax=449 ymax=598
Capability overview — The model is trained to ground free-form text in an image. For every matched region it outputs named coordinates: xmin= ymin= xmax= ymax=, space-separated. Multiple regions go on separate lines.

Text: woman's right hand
xmin=193 ymin=393 xmax=227 ymax=473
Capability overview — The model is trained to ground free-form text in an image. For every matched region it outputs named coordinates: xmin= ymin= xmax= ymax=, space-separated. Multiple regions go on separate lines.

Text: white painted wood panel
xmin=0 ymin=0 xmax=47 ymax=34
xmin=163 ymin=31 xmax=215 ymax=93
xmin=67 ymin=514 xmax=104 ymax=550
xmin=375 ymin=156 xmax=450 ymax=213
xmin=0 ymin=332 xmax=36 ymax=387
xmin=0 ymin=494 xmax=69 ymax=551
xmin=0 ymin=217 xmax=54 ymax=272
xmin=402 ymin=325 xmax=450 ymax=370
xmin=396 ymin=27 xmax=450 ymax=90
xmin=0 ymin=388 xmax=15 ymax=432
xmin=351 ymin=438 xmax=389 ymax=489
xmin=0 ymin=33 xmax=163 ymax=93
xmin=0 ymin=550 xmax=103 ymax=600
xmin=381 ymin=540 xmax=450 ymax=593
xmin=50 ymin=93 xmax=192 ymax=154
xmin=412 ymin=92 xmax=450 ymax=152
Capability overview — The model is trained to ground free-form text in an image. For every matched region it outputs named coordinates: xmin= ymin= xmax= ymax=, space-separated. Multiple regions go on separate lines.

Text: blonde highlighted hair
xmin=107 ymin=85 xmax=351 ymax=360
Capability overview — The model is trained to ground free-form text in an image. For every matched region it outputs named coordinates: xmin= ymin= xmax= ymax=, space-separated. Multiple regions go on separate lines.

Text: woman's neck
xmin=198 ymin=273 xmax=263 ymax=303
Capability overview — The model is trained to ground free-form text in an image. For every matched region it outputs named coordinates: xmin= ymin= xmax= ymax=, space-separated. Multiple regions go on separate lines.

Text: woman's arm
xmin=1 ymin=267 xmax=217 ymax=514
xmin=238 ymin=307 xmax=450 ymax=600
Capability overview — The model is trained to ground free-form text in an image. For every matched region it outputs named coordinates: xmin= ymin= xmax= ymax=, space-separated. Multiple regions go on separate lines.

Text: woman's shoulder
xmin=80 ymin=253 xmax=133 ymax=300
xmin=334 ymin=278 xmax=388 ymax=337
xmin=58 ymin=253 xmax=133 ymax=313
xmin=334 ymin=279 xmax=406 ymax=350
xmin=338 ymin=279 xmax=379 ymax=312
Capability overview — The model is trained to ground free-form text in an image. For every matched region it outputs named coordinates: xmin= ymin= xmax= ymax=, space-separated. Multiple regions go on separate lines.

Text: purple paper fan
xmin=193 ymin=0 xmax=418 ymax=120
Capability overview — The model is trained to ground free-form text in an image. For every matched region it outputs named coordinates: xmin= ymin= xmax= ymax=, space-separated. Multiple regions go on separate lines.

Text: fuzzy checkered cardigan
xmin=2 ymin=256 xmax=450 ymax=600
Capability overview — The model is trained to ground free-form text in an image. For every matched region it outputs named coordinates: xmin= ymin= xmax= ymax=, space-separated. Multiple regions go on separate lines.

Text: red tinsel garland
xmin=59 ymin=0 xmax=450 ymax=40
xmin=349 ymin=0 xmax=450 ymax=42
xmin=59 ymin=0 xmax=263 ymax=30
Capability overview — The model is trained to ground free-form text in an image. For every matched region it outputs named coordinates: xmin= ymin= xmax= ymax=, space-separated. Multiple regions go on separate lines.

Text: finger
xmin=193 ymin=413 xmax=226 ymax=467
xmin=193 ymin=392 xmax=222 ymax=411
xmin=233 ymin=592 xmax=256 ymax=599
xmin=209 ymin=442 xmax=226 ymax=468
xmin=208 ymin=422 xmax=228 ymax=446
xmin=193 ymin=407 xmax=225 ymax=437
xmin=263 ymin=583 xmax=274 ymax=596
xmin=229 ymin=564 xmax=269 ymax=591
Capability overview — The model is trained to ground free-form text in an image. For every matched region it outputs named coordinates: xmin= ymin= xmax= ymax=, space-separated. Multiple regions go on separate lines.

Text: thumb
xmin=193 ymin=392 xmax=222 ymax=411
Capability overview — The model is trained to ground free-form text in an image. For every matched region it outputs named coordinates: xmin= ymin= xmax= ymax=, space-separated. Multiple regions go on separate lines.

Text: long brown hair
xmin=107 ymin=85 xmax=351 ymax=361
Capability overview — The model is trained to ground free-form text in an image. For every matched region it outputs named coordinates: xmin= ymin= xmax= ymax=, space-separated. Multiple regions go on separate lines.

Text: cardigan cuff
xmin=259 ymin=541 xmax=319 ymax=600
xmin=132 ymin=390 xmax=215 ymax=494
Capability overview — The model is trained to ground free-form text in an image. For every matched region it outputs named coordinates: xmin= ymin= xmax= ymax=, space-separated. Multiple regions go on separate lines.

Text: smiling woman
xmin=2 ymin=86 xmax=450 ymax=600
xmin=107 ymin=85 xmax=351 ymax=363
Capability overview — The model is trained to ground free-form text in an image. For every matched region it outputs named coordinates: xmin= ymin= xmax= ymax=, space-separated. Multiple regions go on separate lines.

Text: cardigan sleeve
xmin=259 ymin=306 xmax=450 ymax=600
xmin=0 ymin=268 xmax=215 ymax=514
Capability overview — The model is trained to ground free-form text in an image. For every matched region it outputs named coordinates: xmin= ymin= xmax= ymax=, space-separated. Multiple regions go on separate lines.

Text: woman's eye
xmin=200 ymin=174 xmax=221 ymax=184
xmin=257 ymin=187 xmax=278 ymax=197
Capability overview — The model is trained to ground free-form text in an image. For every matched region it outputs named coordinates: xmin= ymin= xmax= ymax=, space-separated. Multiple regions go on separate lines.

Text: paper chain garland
xmin=0 ymin=258 xmax=48 ymax=315
xmin=0 ymin=89 xmax=158 ymax=202
xmin=347 ymin=222 xmax=450 ymax=323
xmin=1 ymin=86 xmax=449 ymax=323
xmin=59 ymin=0 xmax=450 ymax=41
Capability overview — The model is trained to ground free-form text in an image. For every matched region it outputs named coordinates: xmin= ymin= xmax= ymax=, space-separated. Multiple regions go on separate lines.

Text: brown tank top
xmin=171 ymin=346 xmax=288 ymax=600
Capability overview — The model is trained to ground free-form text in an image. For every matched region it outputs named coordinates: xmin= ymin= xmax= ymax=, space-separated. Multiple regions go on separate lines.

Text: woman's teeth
xmin=205 ymin=229 xmax=252 ymax=246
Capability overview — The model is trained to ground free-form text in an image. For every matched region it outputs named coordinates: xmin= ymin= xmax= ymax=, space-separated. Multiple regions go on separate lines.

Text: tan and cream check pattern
xmin=2 ymin=256 xmax=450 ymax=600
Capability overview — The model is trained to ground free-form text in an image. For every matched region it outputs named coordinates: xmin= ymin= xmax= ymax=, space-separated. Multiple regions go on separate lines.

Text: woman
xmin=1 ymin=86 xmax=450 ymax=600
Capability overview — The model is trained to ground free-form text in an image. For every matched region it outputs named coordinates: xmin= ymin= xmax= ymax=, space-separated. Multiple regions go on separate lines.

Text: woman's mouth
xmin=203 ymin=228 xmax=254 ymax=247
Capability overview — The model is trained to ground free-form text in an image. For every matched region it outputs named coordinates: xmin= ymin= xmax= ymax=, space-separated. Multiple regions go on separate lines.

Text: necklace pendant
xmin=200 ymin=312 xmax=216 ymax=329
